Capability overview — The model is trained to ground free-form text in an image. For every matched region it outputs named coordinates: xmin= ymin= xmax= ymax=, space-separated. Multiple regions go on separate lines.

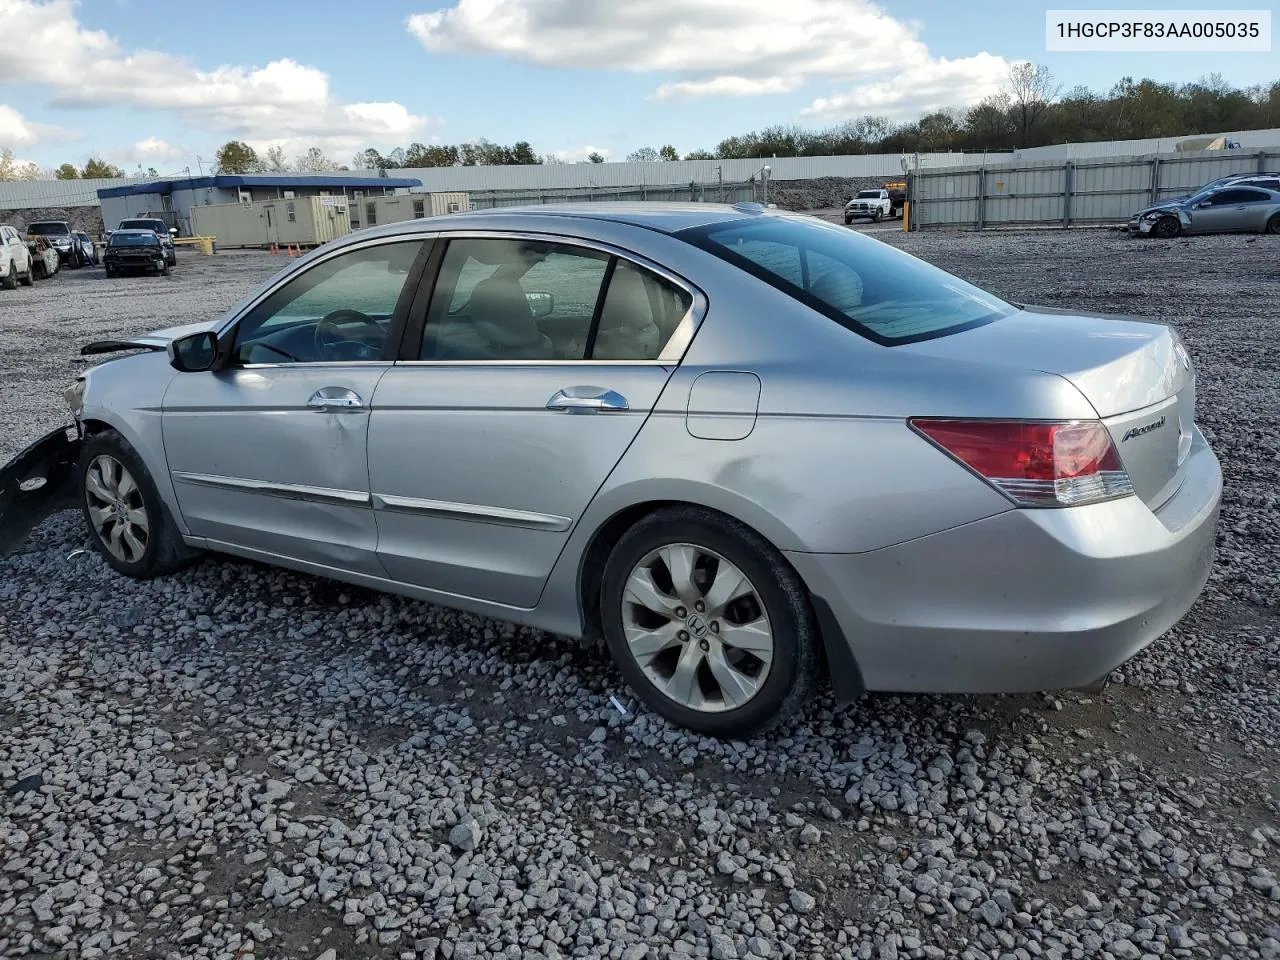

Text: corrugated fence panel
xmin=984 ymin=166 xmax=1068 ymax=224
xmin=1014 ymin=127 xmax=1280 ymax=162
xmin=913 ymin=146 xmax=1280 ymax=229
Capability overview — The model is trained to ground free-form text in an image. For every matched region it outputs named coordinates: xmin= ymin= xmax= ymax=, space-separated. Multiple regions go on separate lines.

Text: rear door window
xmin=679 ymin=216 xmax=1015 ymax=345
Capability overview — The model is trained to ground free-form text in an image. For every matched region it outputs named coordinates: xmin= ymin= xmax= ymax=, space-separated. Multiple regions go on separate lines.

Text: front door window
xmin=232 ymin=241 xmax=426 ymax=364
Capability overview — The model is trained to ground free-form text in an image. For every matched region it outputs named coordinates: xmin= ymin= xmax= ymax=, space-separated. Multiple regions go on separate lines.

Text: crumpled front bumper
xmin=0 ymin=425 xmax=82 ymax=554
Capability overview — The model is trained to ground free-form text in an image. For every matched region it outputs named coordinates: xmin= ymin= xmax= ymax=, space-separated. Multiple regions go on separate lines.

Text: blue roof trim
xmin=97 ymin=174 xmax=422 ymax=200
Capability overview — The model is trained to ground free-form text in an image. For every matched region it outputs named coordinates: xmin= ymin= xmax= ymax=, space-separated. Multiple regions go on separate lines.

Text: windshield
xmin=856 ymin=190 xmax=882 ymax=199
xmin=109 ymin=234 xmax=160 ymax=247
xmin=120 ymin=220 xmax=166 ymax=231
xmin=26 ymin=223 xmax=69 ymax=236
xmin=679 ymin=216 xmax=1016 ymax=345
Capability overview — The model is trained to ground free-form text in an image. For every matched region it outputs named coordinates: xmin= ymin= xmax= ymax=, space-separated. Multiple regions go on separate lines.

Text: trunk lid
xmin=902 ymin=307 xmax=1195 ymax=508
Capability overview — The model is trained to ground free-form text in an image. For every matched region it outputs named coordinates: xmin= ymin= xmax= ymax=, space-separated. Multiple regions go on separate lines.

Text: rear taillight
xmin=909 ymin=419 xmax=1134 ymax=507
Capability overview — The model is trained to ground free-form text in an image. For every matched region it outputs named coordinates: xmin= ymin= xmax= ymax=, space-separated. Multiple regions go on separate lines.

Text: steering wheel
xmin=314 ymin=309 xmax=386 ymax=361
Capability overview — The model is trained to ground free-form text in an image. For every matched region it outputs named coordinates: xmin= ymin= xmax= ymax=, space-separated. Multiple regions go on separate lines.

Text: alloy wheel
xmin=85 ymin=454 xmax=149 ymax=564
xmin=621 ymin=542 xmax=774 ymax=713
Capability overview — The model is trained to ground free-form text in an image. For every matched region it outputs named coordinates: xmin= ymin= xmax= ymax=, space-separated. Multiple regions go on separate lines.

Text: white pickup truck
xmin=844 ymin=189 xmax=893 ymax=223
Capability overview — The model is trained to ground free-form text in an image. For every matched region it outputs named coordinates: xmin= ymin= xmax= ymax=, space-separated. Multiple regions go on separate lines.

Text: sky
xmin=0 ymin=0 xmax=1275 ymax=174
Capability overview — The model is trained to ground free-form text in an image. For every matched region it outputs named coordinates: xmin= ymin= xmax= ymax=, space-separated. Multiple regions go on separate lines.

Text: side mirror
xmin=169 ymin=228 xmax=178 ymax=236
xmin=169 ymin=331 xmax=219 ymax=372
xmin=526 ymin=291 xmax=554 ymax=319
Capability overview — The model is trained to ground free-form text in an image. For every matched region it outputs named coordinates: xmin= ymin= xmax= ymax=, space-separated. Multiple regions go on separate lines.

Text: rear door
xmin=366 ymin=232 xmax=700 ymax=607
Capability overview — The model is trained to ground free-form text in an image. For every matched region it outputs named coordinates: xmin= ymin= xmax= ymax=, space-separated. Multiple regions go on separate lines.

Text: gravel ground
xmin=2 ymin=231 xmax=1278 ymax=960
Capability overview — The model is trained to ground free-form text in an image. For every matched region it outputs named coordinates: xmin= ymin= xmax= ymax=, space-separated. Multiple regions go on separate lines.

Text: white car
xmin=0 ymin=225 xmax=35 ymax=289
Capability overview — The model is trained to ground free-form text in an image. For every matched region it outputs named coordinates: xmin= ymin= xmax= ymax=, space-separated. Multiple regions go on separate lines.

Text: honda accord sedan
xmin=50 ymin=203 xmax=1220 ymax=736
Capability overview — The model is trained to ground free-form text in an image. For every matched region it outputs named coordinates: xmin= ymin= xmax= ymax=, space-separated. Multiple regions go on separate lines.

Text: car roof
xmin=352 ymin=202 xmax=773 ymax=244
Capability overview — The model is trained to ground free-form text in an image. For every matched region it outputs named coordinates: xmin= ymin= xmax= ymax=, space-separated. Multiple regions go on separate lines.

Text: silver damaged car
xmin=53 ymin=204 xmax=1221 ymax=736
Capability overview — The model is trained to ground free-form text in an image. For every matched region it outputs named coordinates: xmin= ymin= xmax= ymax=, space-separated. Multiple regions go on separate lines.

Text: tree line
xmin=0 ymin=150 xmax=140 ymax=181
xmin=347 ymin=67 xmax=1278 ymax=167
xmin=3 ymin=66 xmax=1277 ymax=182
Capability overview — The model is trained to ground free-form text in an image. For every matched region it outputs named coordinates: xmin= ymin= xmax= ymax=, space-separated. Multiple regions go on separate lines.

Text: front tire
xmin=872 ymin=208 xmax=882 ymax=222
xmin=1152 ymin=217 xmax=1181 ymax=239
xmin=1 ymin=268 xmax=14 ymax=290
xmin=843 ymin=215 xmax=853 ymax=225
xmin=20 ymin=264 xmax=34 ymax=286
xmin=79 ymin=431 xmax=197 ymax=579
xmin=600 ymin=506 xmax=819 ymax=738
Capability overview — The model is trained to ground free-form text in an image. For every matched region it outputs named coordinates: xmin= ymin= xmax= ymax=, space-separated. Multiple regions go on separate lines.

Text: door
xmin=263 ymin=204 xmax=279 ymax=247
xmin=163 ymin=238 xmax=430 ymax=574
xmin=1188 ymin=188 xmax=1270 ymax=233
xmin=367 ymin=235 xmax=698 ymax=607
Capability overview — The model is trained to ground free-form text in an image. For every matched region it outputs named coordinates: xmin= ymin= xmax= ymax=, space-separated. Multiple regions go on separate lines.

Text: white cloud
xmin=0 ymin=103 xmax=77 ymax=147
xmin=544 ymin=145 xmax=612 ymax=163
xmin=652 ymin=76 xmax=803 ymax=101
xmin=801 ymin=53 xmax=1010 ymax=120
xmin=132 ymin=136 xmax=185 ymax=161
xmin=408 ymin=0 xmax=1011 ymax=121
xmin=1 ymin=0 xmax=429 ymax=151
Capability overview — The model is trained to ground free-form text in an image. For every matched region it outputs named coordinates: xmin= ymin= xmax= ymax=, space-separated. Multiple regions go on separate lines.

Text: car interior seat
xmin=592 ymin=264 xmax=662 ymax=360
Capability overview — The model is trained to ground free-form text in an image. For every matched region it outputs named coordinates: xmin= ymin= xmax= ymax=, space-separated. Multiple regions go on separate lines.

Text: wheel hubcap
xmin=85 ymin=455 xmax=149 ymax=563
xmin=621 ymin=543 xmax=773 ymax=713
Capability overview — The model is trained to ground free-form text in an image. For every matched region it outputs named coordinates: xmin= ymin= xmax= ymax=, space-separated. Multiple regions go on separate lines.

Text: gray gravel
xmin=2 ymin=231 xmax=1278 ymax=960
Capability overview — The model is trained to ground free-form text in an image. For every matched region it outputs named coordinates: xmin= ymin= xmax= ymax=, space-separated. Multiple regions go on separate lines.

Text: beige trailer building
xmin=191 ymin=196 xmax=352 ymax=249
xmin=349 ymin=192 xmax=470 ymax=230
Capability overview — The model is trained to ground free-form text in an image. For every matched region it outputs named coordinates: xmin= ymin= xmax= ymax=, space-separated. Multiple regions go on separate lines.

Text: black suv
xmin=103 ymin=230 xmax=169 ymax=278
xmin=114 ymin=218 xmax=177 ymax=266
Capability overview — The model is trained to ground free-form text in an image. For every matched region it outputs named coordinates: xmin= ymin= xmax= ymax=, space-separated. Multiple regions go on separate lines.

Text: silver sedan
xmin=1128 ymin=184 xmax=1280 ymax=237
xmin=56 ymin=204 xmax=1221 ymax=737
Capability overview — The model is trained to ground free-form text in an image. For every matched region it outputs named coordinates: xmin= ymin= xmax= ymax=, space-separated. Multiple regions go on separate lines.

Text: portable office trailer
xmin=190 ymin=196 xmax=351 ymax=249
xmin=349 ymin=192 xmax=471 ymax=230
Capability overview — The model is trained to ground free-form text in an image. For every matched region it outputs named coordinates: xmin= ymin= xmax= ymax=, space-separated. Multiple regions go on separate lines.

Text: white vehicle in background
xmin=844 ymin=189 xmax=893 ymax=224
xmin=0 ymin=225 xmax=35 ymax=288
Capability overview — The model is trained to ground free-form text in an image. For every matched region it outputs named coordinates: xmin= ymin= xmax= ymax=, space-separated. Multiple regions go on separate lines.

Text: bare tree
xmin=627 ymin=146 xmax=659 ymax=162
xmin=264 ymin=145 xmax=289 ymax=172
xmin=1006 ymin=61 xmax=1061 ymax=147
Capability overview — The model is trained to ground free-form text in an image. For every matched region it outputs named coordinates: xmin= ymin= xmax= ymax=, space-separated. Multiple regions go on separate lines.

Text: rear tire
xmin=1152 ymin=217 xmax=1181 ymax=239
xmin=600 ymin=506 xmax=819 ymax=738
xmin=79 ymin=430 xmax=198 ymax=580
xmin=1267 ymin=213 xmax=1280 ymax=235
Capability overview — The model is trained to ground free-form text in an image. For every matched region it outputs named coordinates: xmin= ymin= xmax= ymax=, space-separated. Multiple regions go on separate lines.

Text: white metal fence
xmin=910 ymin=148 xmax=1280 ymax=230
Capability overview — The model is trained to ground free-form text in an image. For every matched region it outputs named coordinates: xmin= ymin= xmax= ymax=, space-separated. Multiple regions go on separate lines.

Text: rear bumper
xmin=788 ymin=428 xmax=1221 ymax=693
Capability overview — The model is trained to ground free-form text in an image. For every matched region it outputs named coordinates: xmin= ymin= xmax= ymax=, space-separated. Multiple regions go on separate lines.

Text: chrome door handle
xmin=546 ymin=387 xmax=629 ymax=414
xmin=308 ymin=387 xmax=363 ymax=411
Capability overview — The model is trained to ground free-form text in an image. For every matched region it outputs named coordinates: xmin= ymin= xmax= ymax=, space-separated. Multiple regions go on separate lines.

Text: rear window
xmin=679 ymin=216 xmax=1016 ymax=345
xmin=26 ymin=223 xmax=69 ymax=236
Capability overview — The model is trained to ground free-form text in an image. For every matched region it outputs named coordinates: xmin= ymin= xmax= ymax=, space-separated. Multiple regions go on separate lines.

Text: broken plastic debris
xmin=67 ymin=548 xmax=86 ymax=559
xmin=18 ymin=477 xmax=46 ymax=492
xmin=609 ymin=695 xmax=630 ymax=717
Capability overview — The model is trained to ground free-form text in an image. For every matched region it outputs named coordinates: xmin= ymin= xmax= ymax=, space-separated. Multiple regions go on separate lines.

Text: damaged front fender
xmin=0 ymin=425 xmax=83 ymax=555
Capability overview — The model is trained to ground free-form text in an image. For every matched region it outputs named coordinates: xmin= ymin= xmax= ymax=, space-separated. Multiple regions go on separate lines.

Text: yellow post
xmin=902 ymin=201 xmax=910 ymax=232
